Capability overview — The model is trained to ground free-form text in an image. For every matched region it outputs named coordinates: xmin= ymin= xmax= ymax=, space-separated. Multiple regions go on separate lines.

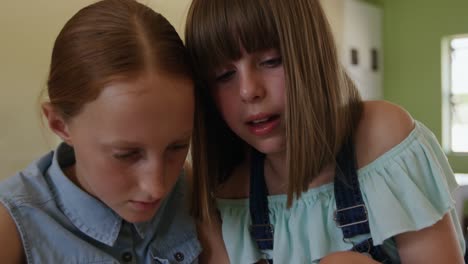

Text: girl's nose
xmin=138 ymin=160 xmax=166 ymax=199
xmin=239 ymin=71 xmax=266 ymax=103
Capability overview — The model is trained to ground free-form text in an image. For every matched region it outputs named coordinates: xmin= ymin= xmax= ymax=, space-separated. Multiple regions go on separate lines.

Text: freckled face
xmin=65 ymin=72 xmax=194 ymax=223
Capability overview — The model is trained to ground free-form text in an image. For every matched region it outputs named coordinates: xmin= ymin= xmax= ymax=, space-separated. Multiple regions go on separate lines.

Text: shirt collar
xmin=47 ymin=143 xmax=164 ymax=245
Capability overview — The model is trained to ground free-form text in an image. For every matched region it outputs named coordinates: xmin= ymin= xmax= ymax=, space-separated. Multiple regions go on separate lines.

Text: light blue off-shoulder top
xmin=216 ymin=121 xmax=465 ymax=263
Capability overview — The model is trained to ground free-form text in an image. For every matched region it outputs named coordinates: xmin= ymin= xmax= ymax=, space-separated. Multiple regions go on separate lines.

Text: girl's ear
xmin=41 ymin=103 xmax=73 ymax=146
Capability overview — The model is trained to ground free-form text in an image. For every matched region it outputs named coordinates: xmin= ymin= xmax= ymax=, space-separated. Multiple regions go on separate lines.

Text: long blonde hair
xmin=186 ymin=0 xmax=362 ymax=221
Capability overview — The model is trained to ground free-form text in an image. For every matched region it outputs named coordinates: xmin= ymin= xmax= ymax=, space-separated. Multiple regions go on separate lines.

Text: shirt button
xmin=174 ymin=252 xmax=184 ymax=262
xmin=122 ymin=251 xmax=133 ymax=262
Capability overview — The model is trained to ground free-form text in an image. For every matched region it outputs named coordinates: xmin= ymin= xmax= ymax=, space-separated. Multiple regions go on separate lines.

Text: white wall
xmin=342 ymin=0 xmax=383 ymax=100
xmin=319 ymin=0 xmax=345 ymax=52
xmin=320 ymin=0 xmax=383 ymax=100
xmin=0 ymin=0 xmax=191 ymax=180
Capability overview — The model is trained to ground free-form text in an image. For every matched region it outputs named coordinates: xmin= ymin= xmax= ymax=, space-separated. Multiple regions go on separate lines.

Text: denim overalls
xmin=248 ymin=139 xmax=390 ymax=263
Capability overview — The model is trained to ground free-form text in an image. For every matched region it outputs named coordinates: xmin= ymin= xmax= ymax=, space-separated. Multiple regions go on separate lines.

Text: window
xmin=443 ymin=35 xmax=468 ymax=153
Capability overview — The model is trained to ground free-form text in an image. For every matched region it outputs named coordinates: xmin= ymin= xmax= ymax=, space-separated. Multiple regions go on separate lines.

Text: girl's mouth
xmin=246 ymin=114 xmax=281 ymax=136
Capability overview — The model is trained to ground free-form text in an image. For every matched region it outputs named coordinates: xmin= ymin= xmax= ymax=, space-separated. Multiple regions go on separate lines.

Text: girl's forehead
xmin=72 ymin=73 xmax=194 ymax=136
xmin=186 ymin=0 xmax=280 ymax=76
xmin=208 ymin=43 xmax=280 ymax=71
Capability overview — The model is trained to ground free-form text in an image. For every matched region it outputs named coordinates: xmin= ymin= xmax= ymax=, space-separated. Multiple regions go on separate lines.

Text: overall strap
xmin=334 ymin=138 xmax=390 ymax=263
xmin=249 ymin=149 xmax=274 ymax=252
xmin=333 ymin=139 xmax=370 ymax=238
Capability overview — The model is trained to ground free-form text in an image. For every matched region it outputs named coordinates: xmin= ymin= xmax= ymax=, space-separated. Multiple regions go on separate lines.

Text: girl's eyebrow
xmin=171 ymin=134 xmax=193 ymax=145
xmin=102 ymin=140 xmax=142 ymax=148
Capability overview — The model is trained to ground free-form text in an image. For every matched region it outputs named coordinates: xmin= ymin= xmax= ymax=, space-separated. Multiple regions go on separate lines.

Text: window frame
xmin=442 ymin=34 xmax=468 ymax=155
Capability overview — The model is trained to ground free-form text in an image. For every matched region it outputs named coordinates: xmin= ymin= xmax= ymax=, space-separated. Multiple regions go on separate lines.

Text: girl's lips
xmin=246 ymin=113 xmax=274 ymax=123
xmin=246 ymin=114 xmax=280 ymax=136
xmin=129 ymin=199 xmax=160 ymax=211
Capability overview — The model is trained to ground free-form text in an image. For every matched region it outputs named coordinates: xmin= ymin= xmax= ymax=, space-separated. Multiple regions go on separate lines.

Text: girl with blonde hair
xmin=185 ymin=0 xmax=465 ymax=263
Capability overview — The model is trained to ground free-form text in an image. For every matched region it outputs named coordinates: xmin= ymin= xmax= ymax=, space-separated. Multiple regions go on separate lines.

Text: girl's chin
xmin=250 ymin=140 xmax=286 ymax=156
xmin=119 ymin=210 xmax=157 ymax=224
xmin=122 ymin=214 xmax=154 ymax=224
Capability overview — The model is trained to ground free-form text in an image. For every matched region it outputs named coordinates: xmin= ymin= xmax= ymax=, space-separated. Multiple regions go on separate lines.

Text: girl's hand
xmin=319 ymin=251 xmax=380 ymax=264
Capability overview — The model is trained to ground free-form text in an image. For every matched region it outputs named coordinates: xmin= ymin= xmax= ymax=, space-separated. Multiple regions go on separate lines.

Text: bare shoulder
xmin=355 ymin=100 xmax=415 ymax=169
xmin=0 ymin=203 xmax=25 ymax=263
xmin=215 ymin=161 xmax=250 ymax=199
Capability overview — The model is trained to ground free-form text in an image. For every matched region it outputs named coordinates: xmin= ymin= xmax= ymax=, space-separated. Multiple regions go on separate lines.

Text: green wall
xmin=382 ymin=0 xmax=468 ymax=173
xmin=361 ymin=0 xmax=383 ymax=6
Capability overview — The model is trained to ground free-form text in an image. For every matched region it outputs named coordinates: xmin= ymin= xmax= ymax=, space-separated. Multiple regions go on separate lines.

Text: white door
xmin=342 ymin=0 xmax=383 ymax=100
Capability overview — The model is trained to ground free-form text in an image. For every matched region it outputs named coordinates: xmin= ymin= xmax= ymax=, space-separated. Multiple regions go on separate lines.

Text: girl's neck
xmin=264 ymin=151 xmax=288 ymax=195
xmin=263 ymin=151 xmax=335 ymax=195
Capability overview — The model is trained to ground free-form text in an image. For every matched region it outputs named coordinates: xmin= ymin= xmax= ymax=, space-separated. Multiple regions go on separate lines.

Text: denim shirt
xmin=0 ymin=143 xmax=201 ymax=264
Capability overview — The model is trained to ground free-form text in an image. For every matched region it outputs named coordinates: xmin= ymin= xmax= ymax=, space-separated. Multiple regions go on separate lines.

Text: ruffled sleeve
xmin=216 ymin=121 xmax=464 ymax=263
xmin=359 ymin=121 xmax=462 ymax=246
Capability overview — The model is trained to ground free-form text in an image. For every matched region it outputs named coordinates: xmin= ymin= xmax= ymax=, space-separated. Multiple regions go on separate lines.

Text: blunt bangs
xmin=186 ymin=0 xmax=279 ymax=80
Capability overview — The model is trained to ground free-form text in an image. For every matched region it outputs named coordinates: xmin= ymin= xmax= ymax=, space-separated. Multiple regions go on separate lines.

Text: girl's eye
xmin=168 ymin=143 xmax=190 ymax=152
xmin=260 ymin=56 xmax=282 ymax=68
xmin=113 ymin=150 xmax=140 ymax=160
xmin=214 ymin=70 xmax=236 ymax=83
